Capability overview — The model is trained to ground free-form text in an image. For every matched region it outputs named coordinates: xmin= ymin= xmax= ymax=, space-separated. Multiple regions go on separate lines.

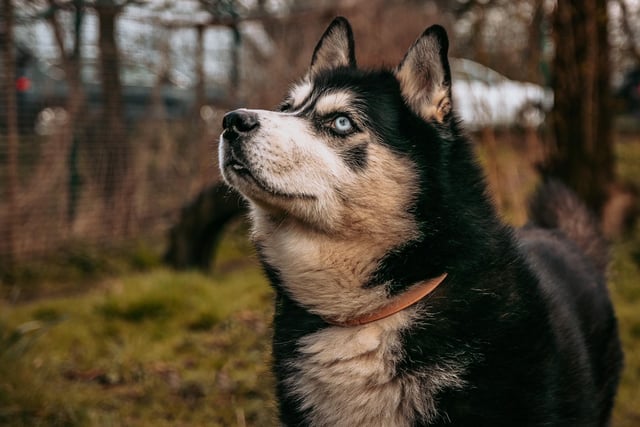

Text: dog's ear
xmin=309 ymin=17 xmax=356 ymax=76
xmin=395 ymin=25 xmax=452 ymax=123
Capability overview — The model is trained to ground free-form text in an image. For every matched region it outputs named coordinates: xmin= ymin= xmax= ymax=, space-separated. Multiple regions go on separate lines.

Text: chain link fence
xmin=0 ymin=3 xmax=239 ymax=267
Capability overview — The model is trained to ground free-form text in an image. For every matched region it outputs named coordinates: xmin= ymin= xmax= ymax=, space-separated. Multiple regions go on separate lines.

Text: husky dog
xmin=218 ymin=17 xmax=622 ymax=427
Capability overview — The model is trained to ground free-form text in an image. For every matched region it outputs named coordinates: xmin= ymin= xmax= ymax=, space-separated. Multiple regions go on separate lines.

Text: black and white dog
xmin=219 ymin=17 xmax=623 ymax=426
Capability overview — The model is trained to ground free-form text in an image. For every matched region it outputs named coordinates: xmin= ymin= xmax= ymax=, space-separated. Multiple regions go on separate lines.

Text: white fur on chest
xmin=283 ymin=311 xmax=465 ymax=427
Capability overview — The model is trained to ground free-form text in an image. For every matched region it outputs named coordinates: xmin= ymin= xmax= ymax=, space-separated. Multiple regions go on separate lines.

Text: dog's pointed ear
xmin=309 ymin=17 xmax=356 ymax=76
xmin=395 ymin=25 xmax=452 ymax=123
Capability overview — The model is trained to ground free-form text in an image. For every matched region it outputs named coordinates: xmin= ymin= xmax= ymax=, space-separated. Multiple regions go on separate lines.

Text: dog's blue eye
xmin=333 ymin=116 xmax=353 ymax=134
xmin=279 ymin=102 xmax=292 ymax=112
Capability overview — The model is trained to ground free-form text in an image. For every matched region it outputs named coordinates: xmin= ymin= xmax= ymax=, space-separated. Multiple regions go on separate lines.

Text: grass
xmin=0 ymin=134 xmax=639 ymax=426
xmin=604 ymin=139 xmax=640 ymax=427
xmin=0 ymin=230 xmax=278 ymax=426
xmin=610 ymin=223 xmax=640 ymax=427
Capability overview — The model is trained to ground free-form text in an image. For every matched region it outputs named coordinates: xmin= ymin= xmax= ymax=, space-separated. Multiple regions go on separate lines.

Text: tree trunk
xmin=1 ymin=0 xmax=19 ymax=270
xmin=46 ymin=0 xmax=85 ymax=224
xmin=526 ymin=0 xmax=544 ymax=85
xmin=195 ymin=24 xmax=206 ymax=112
xmin=229 ymin=22 xmax=241 ymax=100
xmin=95 ymin=2 xmax=132 ymax=235
xmin=545 ymin=0 xmax=614 ymax=215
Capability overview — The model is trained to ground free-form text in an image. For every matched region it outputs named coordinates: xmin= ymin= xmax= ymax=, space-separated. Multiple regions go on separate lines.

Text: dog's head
xmin=219 ymin=17 xmax=455 ymax=237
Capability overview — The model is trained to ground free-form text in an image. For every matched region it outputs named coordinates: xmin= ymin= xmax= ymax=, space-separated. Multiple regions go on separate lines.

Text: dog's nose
xmin=222 ymin=109 xmax=259 ymax=134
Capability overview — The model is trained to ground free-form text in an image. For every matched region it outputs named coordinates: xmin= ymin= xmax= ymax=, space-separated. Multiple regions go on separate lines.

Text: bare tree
xmin=1 ymin=0 xmax=19 ymax=269
xmin=45 ymin=0 xmax=86 ymax=223
xmin=195 ymin=23 xmax=206 ymax=111
xmin=93 ymin=0 xmax=133 ymax=235
xmin=544 ymin=0 xmax=614 ymax=215
xmin=526 ymin=0 xmax=545 ymax=85
xmin=614 ymin=0 xmax=640 ymax=63
xmin=46 ymin=0 xmax=85 ymax=118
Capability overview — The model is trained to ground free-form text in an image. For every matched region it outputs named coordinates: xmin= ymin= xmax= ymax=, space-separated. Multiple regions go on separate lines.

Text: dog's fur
xmin=218 ymin=17 xmax=623 ymax=426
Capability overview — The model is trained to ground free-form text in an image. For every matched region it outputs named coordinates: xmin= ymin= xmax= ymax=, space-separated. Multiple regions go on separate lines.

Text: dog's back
xmin=517 ymin=181 xmax=623 ymax=425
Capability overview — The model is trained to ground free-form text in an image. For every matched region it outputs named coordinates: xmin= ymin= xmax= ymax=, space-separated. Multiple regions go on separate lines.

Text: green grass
xmin=0 ymin=254 xmax=277 ymax=426
xmin=1 ymin=135 xmax=639 ymax=426
xmin=610 ymin=223 xmax=640 ymax=427
xmin=605 ymin=139 xmax=640 ymax=427
xmin=0 ymin=240 xmax=163 ymax=300
xmin=610 ymin=139 xmax=640 ymax=427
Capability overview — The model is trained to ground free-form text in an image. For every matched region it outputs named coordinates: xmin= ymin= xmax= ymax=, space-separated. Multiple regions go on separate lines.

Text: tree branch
xmin=615 ymin=0 xmax=640 ymax=63
xmin=45 ymin=0 xmax=69 ymax=58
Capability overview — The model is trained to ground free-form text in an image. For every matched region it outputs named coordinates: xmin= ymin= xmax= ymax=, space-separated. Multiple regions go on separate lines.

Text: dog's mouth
xmin=226 ymin=155 xmax=252 ymax=177
xmin=225 ymin=151 xmax=316 ymax=201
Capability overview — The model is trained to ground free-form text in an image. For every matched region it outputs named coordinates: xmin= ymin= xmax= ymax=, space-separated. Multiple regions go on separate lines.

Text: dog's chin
xmin=223 ymin=160 xmax=317 ymax=207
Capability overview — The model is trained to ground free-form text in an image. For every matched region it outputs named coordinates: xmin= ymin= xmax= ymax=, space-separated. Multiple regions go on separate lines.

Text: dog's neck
xmin=323 ymin=272 xmax=448 ymax=327
xmin=251 ymin=207 xmax=423 ymax=323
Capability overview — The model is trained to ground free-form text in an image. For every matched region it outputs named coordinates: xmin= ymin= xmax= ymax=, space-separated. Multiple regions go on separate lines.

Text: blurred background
xmin=0 ymin=0 xmax=639 ymax=426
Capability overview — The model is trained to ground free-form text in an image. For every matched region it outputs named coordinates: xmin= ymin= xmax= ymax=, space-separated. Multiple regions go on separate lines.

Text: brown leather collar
xmin=324 ymin=273 xmax=448 ymax=327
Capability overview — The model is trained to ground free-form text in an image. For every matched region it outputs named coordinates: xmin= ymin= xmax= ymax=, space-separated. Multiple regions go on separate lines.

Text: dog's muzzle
xmin=220 ymin=109 xmax=261 ymax=181
xmin=222 ymin=109 xmax=259 ymax=143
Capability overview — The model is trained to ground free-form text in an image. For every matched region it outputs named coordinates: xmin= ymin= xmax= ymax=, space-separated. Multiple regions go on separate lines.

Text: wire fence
xmin=4 ymin=0 xmax=638 ymax=270
xmin=1 ymin=4 xmax=235 ymax=267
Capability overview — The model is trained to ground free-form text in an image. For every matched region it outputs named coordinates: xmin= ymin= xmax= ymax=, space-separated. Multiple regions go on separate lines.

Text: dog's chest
xmin=283 ymin=313 xmax=444 ymax=427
